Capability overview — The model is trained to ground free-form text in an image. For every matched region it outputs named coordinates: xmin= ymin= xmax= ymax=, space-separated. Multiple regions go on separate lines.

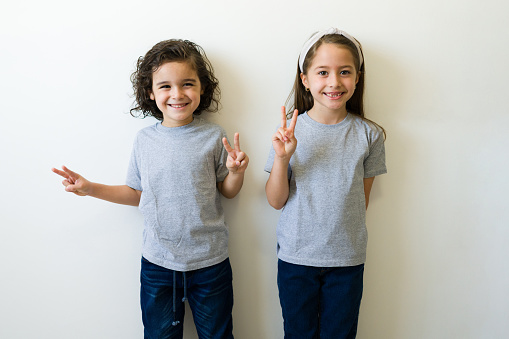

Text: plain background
xmin=1 ymin=0 xmax=508 ymax=338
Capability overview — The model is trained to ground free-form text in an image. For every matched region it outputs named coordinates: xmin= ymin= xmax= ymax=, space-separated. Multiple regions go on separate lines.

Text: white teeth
xmin=325 ymin=93 xmax=342 ymax=98
xmin=170 ymin=104 xmax=187 ymax=108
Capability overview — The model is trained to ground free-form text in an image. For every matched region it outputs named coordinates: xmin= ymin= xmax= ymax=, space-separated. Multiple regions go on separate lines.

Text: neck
xmin=307 ymin=107 xmax=348 ymax=125
xmin=161 ymin=116 xmax=194 ymax=128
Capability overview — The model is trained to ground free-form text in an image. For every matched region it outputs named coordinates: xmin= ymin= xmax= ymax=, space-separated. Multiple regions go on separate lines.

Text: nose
xmin=170 ymin=86 xmax=183 ymax=99
xmin=328 ymin=73 xmax=340 ymax=87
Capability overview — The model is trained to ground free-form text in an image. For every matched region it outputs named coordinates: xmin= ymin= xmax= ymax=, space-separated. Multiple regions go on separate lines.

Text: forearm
xmin=88 ymin=183 xmax=141 ymax=206
xmin=363 ymin=177 xmax=375 ymax=210
xmin=217 ymin=172 xmax=244 ymax=199
xmin=265 ymin=157 xmax=291 ymax=210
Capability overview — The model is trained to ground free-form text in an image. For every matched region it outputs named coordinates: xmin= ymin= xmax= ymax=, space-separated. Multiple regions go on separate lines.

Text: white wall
xmin=1 ymin=0 xmax=508 ymax=338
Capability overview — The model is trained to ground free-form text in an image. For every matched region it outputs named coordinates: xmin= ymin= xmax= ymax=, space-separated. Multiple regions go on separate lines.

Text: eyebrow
xmin=155 ymin=78 xmax=198 ymax=86
xmin=314 ymin=65 xmax=355 ymax=70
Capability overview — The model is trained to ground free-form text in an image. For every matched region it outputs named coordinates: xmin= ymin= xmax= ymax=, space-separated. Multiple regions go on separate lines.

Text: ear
xmin=356 ymin=71 xmax=361 ymax=85
xmin=300 ymin=72 xmax=308 ymax=90
xmin=149 ymin=91 xmax=155 ymax=100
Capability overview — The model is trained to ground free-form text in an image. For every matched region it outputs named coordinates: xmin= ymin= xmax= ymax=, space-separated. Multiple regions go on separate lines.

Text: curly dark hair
xmin=130 ymin=39 xmax=220 ymax=121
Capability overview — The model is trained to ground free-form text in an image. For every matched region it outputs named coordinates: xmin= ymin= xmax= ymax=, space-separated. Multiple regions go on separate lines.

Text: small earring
xmin=305 ymin=87 xmax=310 ymax=92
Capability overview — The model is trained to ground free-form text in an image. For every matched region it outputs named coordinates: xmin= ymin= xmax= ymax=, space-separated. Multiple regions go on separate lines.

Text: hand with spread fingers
xmin=222 ymin=132 xmax=249 ymax=174
xmin=272 ymin=106 xmax=299 ymax=160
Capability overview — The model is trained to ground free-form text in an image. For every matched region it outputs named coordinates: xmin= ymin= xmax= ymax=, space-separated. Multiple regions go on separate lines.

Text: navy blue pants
xmin=140 ymin=257 xmax=234 ymax=339
xmin=277 ymin=259 xmax=364 ymax=339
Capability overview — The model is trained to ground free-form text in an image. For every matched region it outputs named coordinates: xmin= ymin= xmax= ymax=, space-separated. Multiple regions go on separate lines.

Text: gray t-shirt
xmin=265 ymin=112 xmax=387 ymax=267
xmin=127 ymin=118 xmax=230 ymax=271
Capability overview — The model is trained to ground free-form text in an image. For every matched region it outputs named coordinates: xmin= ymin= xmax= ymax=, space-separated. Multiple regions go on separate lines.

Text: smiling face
xmin=301 ymin=43 xmax=359 ymax=123
xmin=149 ymin=61 xmax=203 ymax=127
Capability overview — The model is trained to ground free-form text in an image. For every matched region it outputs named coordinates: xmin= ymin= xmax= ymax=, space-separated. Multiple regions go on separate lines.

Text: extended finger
xmin=61 ymin=166 xmax=79 ymax=180
xmin=281 ymin=106 xmax=287 ymax=128
xmin=289 ymin=109 xmax=299 ymax=131
xmin=222 ymin=137 xmax=233 ymax=153
xmin=52 ymin=167 xmax=70 ymax=180
xmin=233 ymin=133 xmax=240 ymax=152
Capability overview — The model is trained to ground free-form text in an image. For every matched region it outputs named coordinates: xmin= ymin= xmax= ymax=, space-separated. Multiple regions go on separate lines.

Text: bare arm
xmin=217 ymin=133 xmax=249 ymax=199
xmin=85 ymin=183 xmax=141 ymax=206
xmin=265 ymin=157 xmax=291 ymax=210
xmin=52 ymin=166 xmax=141 ymax=206
xmin=363 ymin=177 xmax=375 ymax=209
xmin=265 ymin=107 xmax=298 ymax=210
xmin=217 ymin=172 xmax=245 ymax=199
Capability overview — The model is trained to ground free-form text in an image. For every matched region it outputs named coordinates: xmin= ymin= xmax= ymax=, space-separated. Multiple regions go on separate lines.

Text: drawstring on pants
xmin=172 ymin=271 xmax=188 ymax=327
xmin=182 ymin=272 xmax=188 ymax=302
xmin=172 ymin=271 xmax=180 ymax=326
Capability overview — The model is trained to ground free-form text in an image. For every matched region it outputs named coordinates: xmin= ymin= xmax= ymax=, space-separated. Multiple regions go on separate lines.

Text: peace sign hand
xmin=51 ymin=166 xmax=91 ymax=196
xmin=222 ymin=132 xmax=249 ymax=174
xmin=272 ymin=106 xmax=299 ymax=160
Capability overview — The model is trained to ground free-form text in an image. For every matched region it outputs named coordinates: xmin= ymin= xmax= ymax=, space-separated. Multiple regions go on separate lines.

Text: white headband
xmin=298 ymin=28 xmax=363 ymax=73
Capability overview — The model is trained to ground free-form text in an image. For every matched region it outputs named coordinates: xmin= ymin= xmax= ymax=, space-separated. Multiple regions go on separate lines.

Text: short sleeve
xmin=215 ymin=130 xmax=229 ymax=182
xmin=126 ymin=135 xmax=143 ymax=191
xmin=363 ymin=128 xmax=387 ymax=178
xmin=264 ymin=144 xmax=276 ymax=173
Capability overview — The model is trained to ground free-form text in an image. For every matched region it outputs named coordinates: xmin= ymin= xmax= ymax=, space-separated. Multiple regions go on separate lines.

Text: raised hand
xmin=222 ymin=133 xmax=249 ymax=174
xmin=272 ymin=106 xmax=299 ymax=159
xmin=51 ymin=166 xmax=91 ymax=196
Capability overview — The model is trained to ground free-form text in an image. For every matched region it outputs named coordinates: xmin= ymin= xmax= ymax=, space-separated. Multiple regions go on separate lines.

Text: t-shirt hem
xmin=142 ymin=251 xmax=229 ymax=272
xmin=364 ymin=168 xmax=387 ymax=178
xmin=126 ymin=181 xmax=142 ymax=191
xmin=278 ymin=253 xmax=366 ymax=268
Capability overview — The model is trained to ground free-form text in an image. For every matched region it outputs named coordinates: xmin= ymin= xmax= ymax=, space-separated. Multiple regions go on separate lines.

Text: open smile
xmin=168 ymin=103 xmax=189 ymax=108
xmin=323 ymin=92 xmax=345 ymax=99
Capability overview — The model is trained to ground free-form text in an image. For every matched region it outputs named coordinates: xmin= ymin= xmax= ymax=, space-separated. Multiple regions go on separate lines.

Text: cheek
xmin=195 ymin=88 xmax=203 ymax=102
xmin=154 ymin=101 xmax=166 ymax=112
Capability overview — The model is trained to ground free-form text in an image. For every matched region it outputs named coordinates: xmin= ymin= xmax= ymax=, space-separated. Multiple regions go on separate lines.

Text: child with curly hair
xmin=53 ymin=39 xmax=248 ymax=339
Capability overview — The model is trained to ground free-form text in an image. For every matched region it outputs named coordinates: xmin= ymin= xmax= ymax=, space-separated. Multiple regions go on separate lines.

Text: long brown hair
xmin=286 ymin=34 xmax=385 ymax=137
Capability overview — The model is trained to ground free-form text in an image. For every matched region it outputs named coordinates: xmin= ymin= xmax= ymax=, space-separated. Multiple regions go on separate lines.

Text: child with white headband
xmin=265 ymin=28 xmax=387 ymax=338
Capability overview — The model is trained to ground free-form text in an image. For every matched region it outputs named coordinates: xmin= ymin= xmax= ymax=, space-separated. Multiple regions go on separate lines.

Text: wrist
xmin=274 ymin=154 xmax=292 ymax=164
xmin=227 ymin=170 xmax=245 ymax=177
xmin=85 ymin=181 xmax=98 ymax=197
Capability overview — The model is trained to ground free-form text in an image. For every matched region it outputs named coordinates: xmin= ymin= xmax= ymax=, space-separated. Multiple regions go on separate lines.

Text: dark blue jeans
xmin=277 ymin=259 xmax=364 ymax=339
xmin=140 ymin=257 xmax=234 ymax=339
